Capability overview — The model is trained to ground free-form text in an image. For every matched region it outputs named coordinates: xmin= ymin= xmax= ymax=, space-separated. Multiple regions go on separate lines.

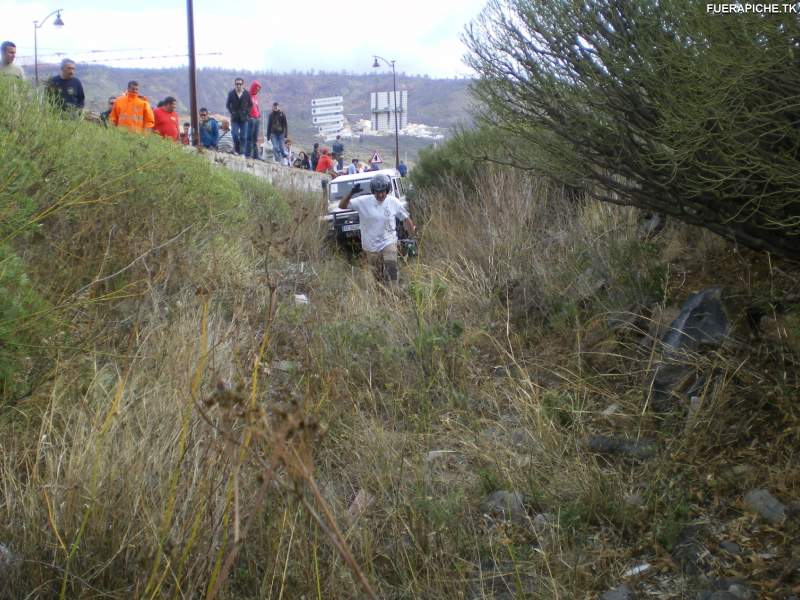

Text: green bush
xmin=465 ymin=0 xmax=800 ymax=258
xmin=0 ymin=244 xmax=50 ymax=401
xmin=410 ymin=126 xmax=501 ymax=192
xmin=0 ymin=77 xmax=284 ymax=296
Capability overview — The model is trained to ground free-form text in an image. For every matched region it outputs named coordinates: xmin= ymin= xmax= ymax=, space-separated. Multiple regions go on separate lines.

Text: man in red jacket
xmin=315 ymin=148 xmax=336 ymax=176
xmin=153 ymin=96 xmax=180 ymax=141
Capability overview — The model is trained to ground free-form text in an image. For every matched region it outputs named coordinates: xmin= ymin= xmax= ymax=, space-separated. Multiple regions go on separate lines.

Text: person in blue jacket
xmin=198 ymin=108 xmax=219 ymax=149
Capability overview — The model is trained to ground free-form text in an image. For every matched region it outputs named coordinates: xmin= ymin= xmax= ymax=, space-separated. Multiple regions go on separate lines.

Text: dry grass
xmin=2 ymin=163 xmax=799 ymax=599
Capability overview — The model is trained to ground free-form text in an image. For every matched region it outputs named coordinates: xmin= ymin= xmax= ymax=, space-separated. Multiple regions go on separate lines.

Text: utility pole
xmin=186 ymin=0 xmax=199 ymax=147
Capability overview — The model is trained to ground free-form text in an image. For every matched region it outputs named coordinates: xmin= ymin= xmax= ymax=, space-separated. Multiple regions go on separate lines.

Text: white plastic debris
xmin=294 ymin=293 xmax=310 ymax=305
xmin=622 ymin=562 xmax=651 ymax=577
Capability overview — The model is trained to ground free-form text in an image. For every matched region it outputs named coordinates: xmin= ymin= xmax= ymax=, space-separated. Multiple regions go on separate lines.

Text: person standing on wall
xmin=225 ymin=77 xmax=252 ymax=155
xmin=266 ymin=102 xmax=289 ymax=163
xmin=332 ymin=135 xmax=345 ymax=171
xmin=246 ymin=80 xmax=262 ymax=159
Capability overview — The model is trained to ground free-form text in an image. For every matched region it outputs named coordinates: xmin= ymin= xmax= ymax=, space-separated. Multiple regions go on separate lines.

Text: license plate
xmin=341 ymin=224 xmax=360 ymax=232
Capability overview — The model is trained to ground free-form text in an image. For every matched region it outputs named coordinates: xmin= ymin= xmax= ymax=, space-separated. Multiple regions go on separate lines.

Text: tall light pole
xmin=372 ymin=55 xmax=400 ymax=169
xmin=33 ymin=8 xmax=64 ymax=85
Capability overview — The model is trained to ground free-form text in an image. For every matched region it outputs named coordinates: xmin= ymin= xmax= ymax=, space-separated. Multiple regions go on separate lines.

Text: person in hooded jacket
xmin=110 ymin=80 xmax=154 ymax=133
xmin=246 ymin=81 xmax=262 ymax=159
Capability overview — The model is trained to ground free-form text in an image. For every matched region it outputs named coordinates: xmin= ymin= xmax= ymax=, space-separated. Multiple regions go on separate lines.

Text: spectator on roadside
xmin=46 ymin=59 xmax=85 ymax=113
xmin=198 ymin=108 xmax=219 ymax=149
xmin=100 ymin=96 xmax=116 ymax=127
xmin=266 ymin=102 xmax=289 ymax=162
xmin=293 ymin=151 xmax=311 ymax=169
xmin=110 ymin=80 xmax=154 ymax=133
xmin=225 ymin=77 xmax=252 ymax=154
xmin=153 ymin=96 xmax=180 ymax=141
xmin=246 ymin=80 xmax=262 ymax=159
xmin=315 ymin=147 xmax=336 ymax=176
xmin=398 ymin=160 xmax=408 ymax=177
xmin=217 ymin=119 xmax=234 ymax=153
xmin=331 ymin=135 xmax=344 ymax=171
xmin=347 ymin=158 xmax=359 ymax=175
xmin=0 ymin=41 xmax=24 ymax=79
xmin=310 ymin=142 xmax=320 ymax=171
xmin=282 ymin=139 xmax=295 ymax=167
xmin=331 ymin=135 xmax=345 ymax=170
xmin=180 ymin=122 xmax=191 ymax=145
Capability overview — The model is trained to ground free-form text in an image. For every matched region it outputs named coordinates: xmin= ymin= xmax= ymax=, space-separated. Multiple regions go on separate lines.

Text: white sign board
xmin=313 ymin=118 xmax=344 ymax=128
xmin=371 ymin=152 xmax=383 ymax=164
xmin=319 ymin=124 xmax=345 ymax=135
xmin=311 ymin=96 xmax=344 ymax=107
xmin=312 ymin=105 xmax=344 ymax=116
xmin=311 ymin=96 xmax=344 ymax=137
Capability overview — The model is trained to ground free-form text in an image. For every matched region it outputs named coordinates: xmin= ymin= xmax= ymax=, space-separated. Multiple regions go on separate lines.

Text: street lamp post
xmin=372 ymin=55 xmax=400 ymax=170
xmin=33 ymin=9 xmax=64 ymax=85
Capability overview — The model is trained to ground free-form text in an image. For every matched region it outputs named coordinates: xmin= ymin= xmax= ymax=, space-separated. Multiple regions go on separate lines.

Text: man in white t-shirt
xmin=339 ymin=173 xmax=416 ymax=283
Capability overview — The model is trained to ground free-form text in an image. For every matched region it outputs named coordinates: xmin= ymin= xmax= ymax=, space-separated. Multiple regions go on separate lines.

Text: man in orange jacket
xmin=110 ymin=80 xmax=155 ymax=133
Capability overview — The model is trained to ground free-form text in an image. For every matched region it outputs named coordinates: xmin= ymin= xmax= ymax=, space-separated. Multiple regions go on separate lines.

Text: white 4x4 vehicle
xmin=323 ymin=168 xmax=414 ymax=252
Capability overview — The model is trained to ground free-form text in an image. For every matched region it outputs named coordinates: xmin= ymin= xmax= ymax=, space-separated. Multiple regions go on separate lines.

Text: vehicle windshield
xmin=329 ymin=179 xmax=372 ymax=201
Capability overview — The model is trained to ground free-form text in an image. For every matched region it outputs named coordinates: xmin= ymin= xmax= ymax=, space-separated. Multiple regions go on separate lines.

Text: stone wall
xmin=197 ymin=149 xmax=329 ymax=195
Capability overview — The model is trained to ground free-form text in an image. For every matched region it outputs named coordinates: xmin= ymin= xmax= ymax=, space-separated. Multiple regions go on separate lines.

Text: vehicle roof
xmin=331 ymin=168 xmax=400 ymax=183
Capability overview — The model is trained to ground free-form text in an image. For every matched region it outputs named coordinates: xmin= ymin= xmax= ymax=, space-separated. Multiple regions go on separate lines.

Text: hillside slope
xmin=42 ymin=64 xmax=472 ymax=129
xmin=1 ymin=78 xmax=799 ymax=599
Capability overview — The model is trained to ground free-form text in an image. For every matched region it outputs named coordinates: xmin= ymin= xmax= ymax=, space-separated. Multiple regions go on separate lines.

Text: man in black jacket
xmin=225 ymin=77 xmax=252 ymax=155
xmin=266 ymin=102 xmax=289 ymax=163
xmin=47 ymin=59 xmax=85 ymax=114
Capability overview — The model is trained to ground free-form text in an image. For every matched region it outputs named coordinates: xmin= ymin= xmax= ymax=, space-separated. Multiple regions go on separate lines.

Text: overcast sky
xmin=1 ymin=0 xmax=487 ymax=77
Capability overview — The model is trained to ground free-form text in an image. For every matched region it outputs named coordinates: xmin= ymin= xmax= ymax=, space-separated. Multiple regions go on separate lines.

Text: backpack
xmin=271 ymin=112 xmax=285 ymax=135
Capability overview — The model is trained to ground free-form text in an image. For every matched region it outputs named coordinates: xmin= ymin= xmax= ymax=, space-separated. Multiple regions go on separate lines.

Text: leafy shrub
xmin=0 ymin=244 xmax=50 ymax=401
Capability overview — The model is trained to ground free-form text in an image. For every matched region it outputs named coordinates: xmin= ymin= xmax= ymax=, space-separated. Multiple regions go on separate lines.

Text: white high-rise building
xmin=370 ymin=91 xmax=408 ymax=133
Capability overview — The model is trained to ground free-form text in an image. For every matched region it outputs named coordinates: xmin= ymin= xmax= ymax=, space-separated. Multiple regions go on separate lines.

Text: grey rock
xmin=273 ymin=359 xmax=299 ymax=372
xmin=648 ymin=361 xmax=706 ymax=413
xmin=532 ymin=512 xmax=556 ymax=530
xmin=672 ymin=525 xmax=708 ymax=576
xmin=719 ymin=540 xmax=741 ymax=555
xmin=744 ymin=488 xmax=786 ymax=524
xmin=0 ymin=542 xmax=18 ymax=591
xmin=574 ymin=267 xmax=607 ymax=303
xmin=696 ymin=578 xmax=754 ymax=600
xmin=662 ymin=287 xmax=729 ymax=352
xmin=425 ymin=450 xmax=456 ymax=463
xmin=601 ymin=584 xmax=637 ymax=600
xmin=648 ymin=288 xmax=730 ymax=412
xmin=727 ymin=584 xmax=754 ymax=599
xmin=624 ymin=493 xmax=645 ymax=508
xmin=607 ymin=309 xmax=649 ymax=337
xmin=480 ymin=490 xmax=526 ymax=524
xmin=639 ymin=212 xmax=666 ymax=240
xmin=587 ymin=435 xmax=657 ymax=460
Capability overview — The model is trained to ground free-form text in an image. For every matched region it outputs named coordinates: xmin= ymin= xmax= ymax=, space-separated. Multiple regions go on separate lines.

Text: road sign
xmin=318 ymin=124 xmax=344 ymax=135
xmin=312 ymin=114 xmax=344 ymax=125
xmin=370 ymin=152 xmax=383 ymax=164
xmin=311 ymin=105 xmax=344 ymax=116
xmin=311 ymin=96 xmax=343 ymax=107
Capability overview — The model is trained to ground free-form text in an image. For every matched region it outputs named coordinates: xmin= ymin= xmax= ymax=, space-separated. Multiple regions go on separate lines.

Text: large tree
xmin=464 ymin=0 xmax=800 ymax=259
